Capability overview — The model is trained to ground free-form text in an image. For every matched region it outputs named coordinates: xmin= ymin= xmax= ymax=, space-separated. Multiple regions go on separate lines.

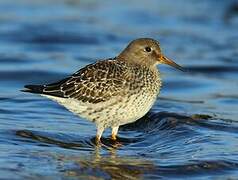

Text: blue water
xmin=0 ymin=0 xmax=238 ymax=179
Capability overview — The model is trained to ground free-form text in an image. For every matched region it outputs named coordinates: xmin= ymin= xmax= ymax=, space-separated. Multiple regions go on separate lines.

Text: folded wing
xmin=24 ymin=60 xmax=130 ymax=104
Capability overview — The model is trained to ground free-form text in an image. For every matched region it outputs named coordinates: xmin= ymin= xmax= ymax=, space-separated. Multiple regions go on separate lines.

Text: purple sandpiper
xmin=23 ymin=38 xmax=184 ymax=143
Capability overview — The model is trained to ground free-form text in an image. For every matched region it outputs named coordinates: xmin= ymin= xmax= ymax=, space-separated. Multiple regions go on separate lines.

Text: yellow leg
xmin=96 ymin=127 xmax=104 ymax=145
xmin=111 ymin=126 xmax=119 ymax=141
xmin=95 ymin=135 xmax=101 ymax=144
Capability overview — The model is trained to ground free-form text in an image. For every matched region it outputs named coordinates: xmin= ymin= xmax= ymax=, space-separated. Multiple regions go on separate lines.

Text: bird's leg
xmin=111 ymin=126 xmax=119 ymax=141
xmin=96 ymin=127 xmax=104 ymax=145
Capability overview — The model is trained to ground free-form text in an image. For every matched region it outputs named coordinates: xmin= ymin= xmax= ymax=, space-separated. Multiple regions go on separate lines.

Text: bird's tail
xmin=21 ymin=85 xmax=45 ymax=94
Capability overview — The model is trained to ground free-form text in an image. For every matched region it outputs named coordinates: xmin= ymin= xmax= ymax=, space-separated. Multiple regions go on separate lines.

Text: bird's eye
xmin=145 ymin=47 xmax=152 ymax=52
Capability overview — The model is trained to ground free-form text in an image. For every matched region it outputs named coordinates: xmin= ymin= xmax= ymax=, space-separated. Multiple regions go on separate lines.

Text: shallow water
xmin=0 ymin=0 xmax=238 ymax=179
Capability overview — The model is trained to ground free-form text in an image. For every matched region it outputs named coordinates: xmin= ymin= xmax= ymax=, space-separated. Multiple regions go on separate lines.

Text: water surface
xmin=0 ymin=0 xmax=238 ymax=179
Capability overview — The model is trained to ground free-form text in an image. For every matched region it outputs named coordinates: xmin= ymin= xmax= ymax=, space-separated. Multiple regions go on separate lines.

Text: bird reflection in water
xmin=16 ymin=129 xmax=156 ymax=179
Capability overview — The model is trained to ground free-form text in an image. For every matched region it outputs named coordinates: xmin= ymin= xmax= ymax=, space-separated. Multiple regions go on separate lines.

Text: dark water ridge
xmin=0 ymin=0 xmax=238 ymax=179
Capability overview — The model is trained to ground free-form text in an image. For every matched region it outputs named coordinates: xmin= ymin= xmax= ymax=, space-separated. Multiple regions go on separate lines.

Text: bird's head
xmin=118 ymin=38 xmax=184 ymax=71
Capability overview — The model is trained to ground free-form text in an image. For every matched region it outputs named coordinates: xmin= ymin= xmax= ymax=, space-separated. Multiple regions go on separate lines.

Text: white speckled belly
xmin=112 ymin=92 xmax=157 ymax=126
xmin=77 ymin=89 xmax=159 ymax=128
xmin=43 ymin=88 xmax=159 ymax=129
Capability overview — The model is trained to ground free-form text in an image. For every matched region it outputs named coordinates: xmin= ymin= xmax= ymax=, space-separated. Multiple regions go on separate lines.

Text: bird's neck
xmin=117 ymin=56 xmax=157 ymax=72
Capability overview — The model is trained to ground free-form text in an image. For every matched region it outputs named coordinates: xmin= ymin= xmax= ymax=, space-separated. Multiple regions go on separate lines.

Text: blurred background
xmin=0 ymin=0 xmax=238 ymax=179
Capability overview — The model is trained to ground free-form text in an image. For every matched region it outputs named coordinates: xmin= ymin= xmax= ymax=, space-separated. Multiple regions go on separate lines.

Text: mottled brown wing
xmin=42 ymin=60 xmax=130 ymax=103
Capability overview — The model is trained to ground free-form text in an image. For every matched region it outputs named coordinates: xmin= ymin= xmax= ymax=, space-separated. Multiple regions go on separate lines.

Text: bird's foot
xmin=95 ymin=135 xmax=102 ymax=146
xmin=110 ymin=135 xmax=123 ymax=147
xmin=111 ymin=134 xmax=117 ymax=141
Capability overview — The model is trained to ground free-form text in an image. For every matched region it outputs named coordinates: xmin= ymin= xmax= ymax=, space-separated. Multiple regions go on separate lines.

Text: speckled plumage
xmin=23 ymin=38 xmax=183 ymax=142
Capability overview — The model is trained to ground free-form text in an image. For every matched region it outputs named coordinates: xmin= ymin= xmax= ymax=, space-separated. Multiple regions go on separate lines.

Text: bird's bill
xmin=160 ymin=55 xmax=185 ymax=72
